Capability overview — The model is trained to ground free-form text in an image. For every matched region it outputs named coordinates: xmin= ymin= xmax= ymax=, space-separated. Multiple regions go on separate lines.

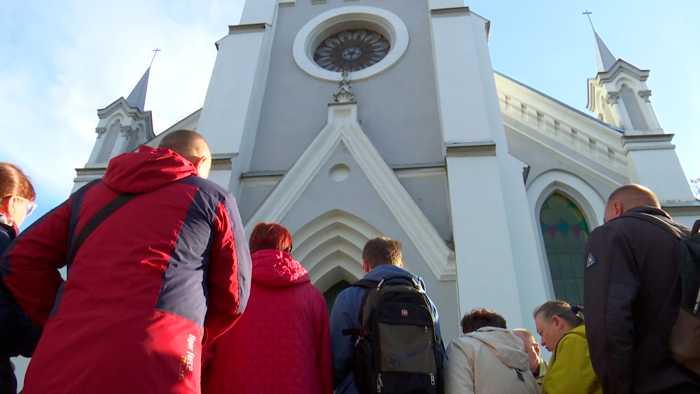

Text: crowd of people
xmin=0 ymin=129 xmax=698 ymax=394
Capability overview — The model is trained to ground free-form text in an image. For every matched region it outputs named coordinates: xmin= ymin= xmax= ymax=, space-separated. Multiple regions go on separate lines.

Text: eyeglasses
xmin=2 ymin=195 xmax=37 ymax=216
xmin=16 ymin=196 xmax=37 ymax=216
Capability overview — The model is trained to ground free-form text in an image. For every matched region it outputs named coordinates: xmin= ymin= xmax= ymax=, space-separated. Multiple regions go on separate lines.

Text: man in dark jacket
xmin=583 ymin=184 xmax=700 ymax=394
xmin=0 ymin=129 xmax=252 ymax=394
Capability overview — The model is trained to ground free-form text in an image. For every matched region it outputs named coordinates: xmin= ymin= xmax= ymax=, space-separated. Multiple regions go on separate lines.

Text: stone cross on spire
xmin=333 ymin=70 xmax=355 ymax=103
xmin=582 ymin=10 xmax=616 ymax=72
xmin=583 ymin=10 xmax=594 ymax=31
xmin=150 ymin=48 xmax=161 ymax=68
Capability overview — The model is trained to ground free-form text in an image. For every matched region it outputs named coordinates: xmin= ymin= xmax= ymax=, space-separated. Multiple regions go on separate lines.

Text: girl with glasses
xmin=0 ymin=162 xmax=41 ymax=394
xmin=0 ymin=163 xmax=37 ymax=229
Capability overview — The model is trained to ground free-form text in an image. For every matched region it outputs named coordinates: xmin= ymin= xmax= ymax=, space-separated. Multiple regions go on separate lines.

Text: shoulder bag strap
xmin=67 ymin=193 xmax=138 ymax=265
xmin=623 ymin=212 xmax=685 ymax=240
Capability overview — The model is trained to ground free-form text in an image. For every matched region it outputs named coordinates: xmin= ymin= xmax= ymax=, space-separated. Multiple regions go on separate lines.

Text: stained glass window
xmin=539 ymin=194 xmax=590 ymax=305
xmin=314 ymin=29 xmax=391 ymax=72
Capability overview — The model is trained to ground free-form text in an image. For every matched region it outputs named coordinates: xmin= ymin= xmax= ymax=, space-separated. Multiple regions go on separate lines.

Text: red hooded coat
xmin=202 ymin=249 xmax=333 ymax=394
xmin=1 ymin=147 xmax=252 ymax=394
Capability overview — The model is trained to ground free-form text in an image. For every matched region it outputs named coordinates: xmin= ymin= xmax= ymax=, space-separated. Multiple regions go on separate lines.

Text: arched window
xmin=323 ymin=280 xmax=351 ymax=316
xmin=621 ymin=86 xmax=648 ymax=130
xmin=96 ymin=120 xmax=121 ymax=163
xmin=539 ymin=193 xmax=590 ymax=305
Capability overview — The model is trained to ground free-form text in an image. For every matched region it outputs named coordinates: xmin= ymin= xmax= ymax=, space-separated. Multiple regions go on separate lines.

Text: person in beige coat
xmin=445 ymin=308 xmax=541 ymax=394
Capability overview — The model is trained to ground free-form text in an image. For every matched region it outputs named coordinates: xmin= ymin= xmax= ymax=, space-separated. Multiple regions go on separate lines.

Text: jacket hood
xmin=251 ymin=249 xmax=310 ymax=288
xmin=102 ymin=147 xmax=198 ymax=193
xmin=363 ymin=264 xmax=422 ymax=284
xmin=566 ymin=324 xmax=587 ymax=340
xmin=465 ymin=327 xmax=530 ymax=370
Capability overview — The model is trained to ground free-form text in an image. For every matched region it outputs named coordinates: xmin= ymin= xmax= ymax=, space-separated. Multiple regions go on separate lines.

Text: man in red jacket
xmin=0 ymin=129 xmax=252 ymax=394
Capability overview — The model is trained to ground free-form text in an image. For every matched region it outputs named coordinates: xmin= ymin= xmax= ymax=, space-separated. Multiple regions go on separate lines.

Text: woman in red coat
xmin=202 ymin=222 xmax=333 ymax=394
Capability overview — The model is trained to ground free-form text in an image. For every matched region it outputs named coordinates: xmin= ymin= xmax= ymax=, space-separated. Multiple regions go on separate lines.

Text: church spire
xmin=594 ymin=31 xmax=616 ymax=72
xmin=125 ymin=67 xmax=150 ymax=111
xmin=583 ymin=10 xmax=617 ymax=72
xmin=125 ymin=49 xmax=160 ymax=112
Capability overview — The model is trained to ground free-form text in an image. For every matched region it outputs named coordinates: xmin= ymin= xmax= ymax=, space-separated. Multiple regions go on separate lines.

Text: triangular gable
xmin=245 ymin=103 xmax=456 ymax=281
xmin=98 ymin=97 xmax=152 ymax=122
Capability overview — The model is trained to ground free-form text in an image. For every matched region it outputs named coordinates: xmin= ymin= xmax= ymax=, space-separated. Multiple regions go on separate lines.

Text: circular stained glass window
xmin=314 ymin=29 xmax=391 ymax=72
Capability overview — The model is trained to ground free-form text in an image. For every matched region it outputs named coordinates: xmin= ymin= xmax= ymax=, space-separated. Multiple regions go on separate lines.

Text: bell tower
xmin=586 ymin=29 xmax=695 ymax=203
xmin=586 ymin=32 xmax=661 ymax=133
xmin=85 ymin=66 xmax=155 ymax=167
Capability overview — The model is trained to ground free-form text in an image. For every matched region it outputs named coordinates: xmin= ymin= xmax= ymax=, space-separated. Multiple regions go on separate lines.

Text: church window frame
xmin=96 ymin=119 xmax=123 ymax=164
xmin=527 ymin=171 xmax=606 ymax=304
xmin=538 ymin=192 xmax=591 ymax=306
xmin=293 ymin=6 xmax=409 ymax=82
xmin=619 ymin=83 xmax=649 ymax=130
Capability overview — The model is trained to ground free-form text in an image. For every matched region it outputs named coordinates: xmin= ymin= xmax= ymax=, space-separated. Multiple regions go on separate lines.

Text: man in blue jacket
xmin=330 ymin=237 xmax=443 ymax=394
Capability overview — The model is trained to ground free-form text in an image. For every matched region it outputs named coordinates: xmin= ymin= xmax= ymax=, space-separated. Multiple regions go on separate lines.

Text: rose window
xmin=314 ymin=29 xmax=391 ymax=72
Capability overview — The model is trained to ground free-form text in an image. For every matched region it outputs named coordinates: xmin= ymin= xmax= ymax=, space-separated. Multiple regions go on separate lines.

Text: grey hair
xmin=533 ymin=300 xmax=584 ymax=328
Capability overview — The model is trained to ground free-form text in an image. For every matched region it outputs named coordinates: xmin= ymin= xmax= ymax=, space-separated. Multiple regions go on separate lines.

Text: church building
xmin=73 ymin=0 xmax=700 ymax=341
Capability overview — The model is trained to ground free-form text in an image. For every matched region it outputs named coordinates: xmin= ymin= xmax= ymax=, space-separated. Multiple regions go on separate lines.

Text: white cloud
xmin=0 ymin=0 xmax=245 ymax=209
xmin=2 ymin=2 xmax=246 ymax=385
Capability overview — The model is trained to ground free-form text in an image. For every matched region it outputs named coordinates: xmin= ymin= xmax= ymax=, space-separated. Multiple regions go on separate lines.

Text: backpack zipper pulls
xmin=377 ymin=373 xmax=383 ymax=392
xmin=430 ymin=373 xmax=435 ymax=385
xmin=424 ymin=326 xmax=428 ymax=333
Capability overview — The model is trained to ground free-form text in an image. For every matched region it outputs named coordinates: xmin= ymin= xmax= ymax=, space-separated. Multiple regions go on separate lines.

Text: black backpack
xmin=342 ymin=274 xmax=444 ymax=394
xmin=626 ymin=214 xmax=700 ymax=375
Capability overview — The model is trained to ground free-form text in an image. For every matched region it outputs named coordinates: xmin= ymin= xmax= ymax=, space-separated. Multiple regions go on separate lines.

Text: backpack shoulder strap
xmin=624 ymin=212 xmax=685 ymax=240
xmin=67 ymin=193 xmax=138 ymax=266
xmin=351 ymin=278 xmax=380 ymax=289
xmin=341 ymin=279 xmax=380 ymax=336
xmin=377 ymin=274 xmax=423 ymax=290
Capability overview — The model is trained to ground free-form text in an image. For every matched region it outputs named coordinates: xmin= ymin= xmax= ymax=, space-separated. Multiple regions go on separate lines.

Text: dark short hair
xmin=362 ymin=237 xmax=402 ymax=268
xmin=0 ymin=163 xmax=35 ymax=202
xmin=249 ymin=222 xmax=293 ymax=254
xmin=461 ymin=308 xmax=507 ymax=334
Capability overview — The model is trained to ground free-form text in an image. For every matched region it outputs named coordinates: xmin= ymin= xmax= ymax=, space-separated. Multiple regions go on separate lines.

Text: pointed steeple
xmin=594 ymin=32 xmax=617 ymax=72
xmin=125 ymin=67 xmax=150 ymax=111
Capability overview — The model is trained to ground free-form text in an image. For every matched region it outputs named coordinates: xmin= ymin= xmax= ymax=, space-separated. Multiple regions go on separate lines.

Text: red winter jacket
xmin=0 ymin=147 xmax=252 ymax=394
xmin=201 ymin=249 xmax=333 ymax=394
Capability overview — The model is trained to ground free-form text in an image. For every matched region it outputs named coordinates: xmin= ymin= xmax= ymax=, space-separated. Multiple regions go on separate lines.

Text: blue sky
xmin=1 ymin=0 xmax=698 ymax=388
xmin=1 ymin=0 xmax=698 ymax=231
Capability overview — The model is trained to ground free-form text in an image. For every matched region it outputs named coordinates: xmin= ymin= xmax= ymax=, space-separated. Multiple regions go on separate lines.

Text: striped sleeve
xmin=203 ymin=193 xmax=252 ymax=344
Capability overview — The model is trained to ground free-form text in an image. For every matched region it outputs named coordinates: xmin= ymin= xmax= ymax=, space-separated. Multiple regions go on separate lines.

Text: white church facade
xmin=72 ymin=0 xmax=700 ymax=341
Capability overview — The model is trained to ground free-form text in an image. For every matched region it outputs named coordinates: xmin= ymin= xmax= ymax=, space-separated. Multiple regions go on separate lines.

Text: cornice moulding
xmin=623 ymin=133 xmax=675 ymax=153
xmin=228 ymin=23 xmax=269 ymax=35
xmin=592 ymin=61 xmax=650 ymax=84
xmin=430 ymin=6 xmax=471 ymax=16
xmin=445 ymin=141 xmax=496 ymax=157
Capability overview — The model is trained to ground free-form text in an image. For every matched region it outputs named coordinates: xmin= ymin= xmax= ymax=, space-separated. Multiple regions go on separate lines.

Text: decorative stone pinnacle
xmin=120 ymin=125 xmax=135 ymax=137
xmin=638 ymin=90 xmax=652 ymax=103
xmin=333 ymin=70 xmax=355 ymax=103
xmin=605 ymin=91 xmax=620 ymax=105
